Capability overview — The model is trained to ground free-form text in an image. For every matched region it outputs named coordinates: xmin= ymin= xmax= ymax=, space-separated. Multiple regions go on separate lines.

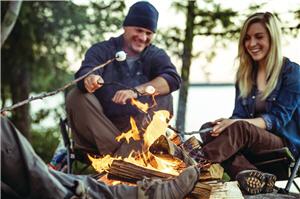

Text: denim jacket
xmin=231 ymin=58 xmax=300 ymax=157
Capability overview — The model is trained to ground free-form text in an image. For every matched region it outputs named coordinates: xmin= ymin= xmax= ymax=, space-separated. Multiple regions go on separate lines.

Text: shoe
xmin=236 ymin=170 xmax=276 ymax=195
xmin=137 ymin=166 xmax=200 ymax=199
xmin=262 ymin=173 xmax=277 ymax=193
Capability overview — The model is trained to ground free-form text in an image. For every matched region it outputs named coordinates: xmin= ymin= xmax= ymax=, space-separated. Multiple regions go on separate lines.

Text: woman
xmin=190 ymin=12 xmax=300 ymax=195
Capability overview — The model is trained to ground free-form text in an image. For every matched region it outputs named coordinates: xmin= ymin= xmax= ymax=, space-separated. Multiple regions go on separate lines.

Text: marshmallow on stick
xmin=115 ymin=51 xmax=127 ymax=61
xmin=145 ymin=85 xmax=156 ymax=95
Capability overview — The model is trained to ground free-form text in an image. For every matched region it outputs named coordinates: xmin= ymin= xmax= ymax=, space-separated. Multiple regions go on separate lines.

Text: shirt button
xmin=272 ymin=97 xmax=276 ymax=101
xmin=250 ymin=113 xmax=253 ymax=117
xmin=252 ymin=96 xmax=256 ymax=99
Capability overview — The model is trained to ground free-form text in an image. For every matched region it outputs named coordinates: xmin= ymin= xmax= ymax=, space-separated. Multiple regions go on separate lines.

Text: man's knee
xmin=66 ymin=88 xmax=102 ymax=112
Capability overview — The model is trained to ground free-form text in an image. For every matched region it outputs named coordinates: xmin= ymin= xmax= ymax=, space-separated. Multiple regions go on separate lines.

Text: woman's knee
xmin=231 ymin=120 xmax=250 ymax=128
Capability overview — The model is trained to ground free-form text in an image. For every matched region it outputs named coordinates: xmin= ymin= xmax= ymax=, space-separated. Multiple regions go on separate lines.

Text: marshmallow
xmin=145 ymin=85 xmax=155 ymax=95
xmin=115 ymin=51 xmax=127 ymax=61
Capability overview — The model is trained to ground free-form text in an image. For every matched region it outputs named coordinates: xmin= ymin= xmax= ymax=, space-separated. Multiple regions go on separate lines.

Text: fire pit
xmin=88 ymin=97 xmax=224 ymax=198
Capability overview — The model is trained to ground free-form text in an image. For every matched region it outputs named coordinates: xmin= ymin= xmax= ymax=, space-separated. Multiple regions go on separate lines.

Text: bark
xmin=1 ymin=1 xmax=23 ymax=47
xmin=10 ymin=66 xmax=31 ymax=139
xmin=176 ymin=0 xmax=196 ymax=131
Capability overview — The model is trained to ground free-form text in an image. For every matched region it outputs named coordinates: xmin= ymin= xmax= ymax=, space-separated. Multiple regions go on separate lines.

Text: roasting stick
xmin=1 ymin=51 xmax=127 ymax=113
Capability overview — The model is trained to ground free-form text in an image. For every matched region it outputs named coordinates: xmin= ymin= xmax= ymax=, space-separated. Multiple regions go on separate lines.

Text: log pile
xmin=107 ymin=159 xmax=212 ymax=198
xmin=103 ymin=135 xmax=225 ymax=198
xmin=108 ymin=159 xmax=175 ymax=183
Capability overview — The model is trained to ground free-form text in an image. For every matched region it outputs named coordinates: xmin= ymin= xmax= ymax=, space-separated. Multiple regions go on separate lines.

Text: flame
xmin=116 ymin=117 xmax=140 ymax=143
xmin=89 ymin=98 xmax=183 ymax=180
xmin=143 ymin=110 xmax=170 ymax=149
xmin=131 ymin=98 xmax=149 ymax=113
xmin=88 ymin=154 xmax=121 ymax=173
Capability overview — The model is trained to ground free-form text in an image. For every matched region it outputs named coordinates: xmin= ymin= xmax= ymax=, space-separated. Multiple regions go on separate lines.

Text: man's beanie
xmin=123 ymin=1 xmax=159 ymax=33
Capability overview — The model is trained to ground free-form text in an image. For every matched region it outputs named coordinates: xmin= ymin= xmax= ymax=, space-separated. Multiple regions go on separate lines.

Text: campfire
xmin=88 ymin=95 xmax=224 ymax=198
xmin=89 ymin=97 xmax=183 ymax=176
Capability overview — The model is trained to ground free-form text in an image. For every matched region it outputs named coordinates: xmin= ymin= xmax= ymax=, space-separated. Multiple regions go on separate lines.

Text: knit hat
xmin=123 ymin=1 xmax=159 ymax=33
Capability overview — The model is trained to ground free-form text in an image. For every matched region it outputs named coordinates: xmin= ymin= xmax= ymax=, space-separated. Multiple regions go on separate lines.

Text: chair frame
xmin=59 ymin=118 xmax=75 ymax=174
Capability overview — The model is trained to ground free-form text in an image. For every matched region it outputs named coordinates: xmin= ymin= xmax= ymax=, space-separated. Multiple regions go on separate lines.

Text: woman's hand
xmin=211 ymin=118 xmax=237 ymax=136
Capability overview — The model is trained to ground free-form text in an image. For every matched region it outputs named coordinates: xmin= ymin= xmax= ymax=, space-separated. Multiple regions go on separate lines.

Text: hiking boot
xmin=262 ymin=172 xmax=277 ymax=193
xmin=137 ymin=166 xmax=200 ymax=199
xmin=236 ymin=170 xmax=276 ymax=195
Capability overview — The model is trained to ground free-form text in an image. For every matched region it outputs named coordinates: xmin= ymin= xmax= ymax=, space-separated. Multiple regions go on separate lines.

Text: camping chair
xmin=197 ymin=122 xmax=300 ymax=193
xmin=284 ymin=155 xmax=300 ymax=193
xmin=59 ymin=118 xmax=91 ymax=174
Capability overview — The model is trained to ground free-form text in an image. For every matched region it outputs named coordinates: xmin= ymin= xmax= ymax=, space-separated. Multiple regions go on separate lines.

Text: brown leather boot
xmin=236 ymin=170 xmax=276 ymax=195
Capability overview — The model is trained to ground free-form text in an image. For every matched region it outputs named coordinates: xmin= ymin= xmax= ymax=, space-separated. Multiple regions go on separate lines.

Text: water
xmin=171 ymin=85 xmax=235 ymax=132
xmin=29 ymin=85 xmax=236 ymax=131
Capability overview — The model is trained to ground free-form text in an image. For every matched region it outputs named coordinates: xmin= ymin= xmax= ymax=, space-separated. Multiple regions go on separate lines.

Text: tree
xmin=1 ymin=1 xmax=125 ymax=139
xmin=1 ymin=1 xmax=22 ymax=47
xmin=164 ymin=0 xmax=238 ymax=131
xmin=158 ymin=1 xmax=299 ymax=131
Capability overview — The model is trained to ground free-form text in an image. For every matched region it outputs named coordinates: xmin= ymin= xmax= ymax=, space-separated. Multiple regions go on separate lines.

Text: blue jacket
xmin=231 ymin=58 xmax=300 ymax=157
xmin=75 ymin=35 xmax=181 ymax=128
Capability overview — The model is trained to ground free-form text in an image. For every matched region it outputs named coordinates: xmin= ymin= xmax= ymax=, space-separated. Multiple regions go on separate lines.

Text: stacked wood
xmin=182 ymin=136 xmax=202 ymax=153
xmin=107 ymin=159 xmax=212 ymax=198
xmin=149 ymin=135 xmax=224 ymax=181
xmin=190 ymin=182 xmax=212 ymax=199
xmin=199 ymin=164 xmax=224 ymax=181
xmin=105 ymin=135 xmax=224 ymax=198
xmin=149 ymin=135 xmax=196 ymax=167
xmin=108 ymin=159 xmax=175 ymax=183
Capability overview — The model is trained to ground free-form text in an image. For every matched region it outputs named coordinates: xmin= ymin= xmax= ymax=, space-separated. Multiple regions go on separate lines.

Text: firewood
xmin=182 ymin=136 xmax=201 ymax=153
xmin=149 ymin=135 xmax=196 ymax=167
xmin=189 ymin=182 xmax=212 ymax=199
xmin=108 ymin=159 xmax=175 ymax=182
xmin=107 ymin=160 xmax=214 ymax=198
xmin=199 ymin=164 xmax=224 ymax=181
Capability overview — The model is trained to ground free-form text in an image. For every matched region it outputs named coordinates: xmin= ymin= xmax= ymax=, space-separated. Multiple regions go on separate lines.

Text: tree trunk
xmin=1 ymin=1 xmax=23 ymax=47
xmin=10 ymin=66 xmax=31 ymax=140
xmin=176 ymin=0 xmax=195 ymax=132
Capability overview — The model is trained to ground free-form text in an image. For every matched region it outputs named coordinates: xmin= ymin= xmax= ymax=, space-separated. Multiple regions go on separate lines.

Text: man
xmin=1 ymin=116 xmax=200 ymax=199
xmin=66 ymin=1 xmax=181 ymax=157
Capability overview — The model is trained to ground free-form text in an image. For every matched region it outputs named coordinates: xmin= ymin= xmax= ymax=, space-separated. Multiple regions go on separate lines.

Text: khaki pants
xmin=66 ymin=88 xmax=173 ymax=157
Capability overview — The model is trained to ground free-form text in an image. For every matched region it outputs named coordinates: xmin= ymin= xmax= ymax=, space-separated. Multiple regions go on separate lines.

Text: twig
xmin=1 ymin=58 xmax=114 ymax=113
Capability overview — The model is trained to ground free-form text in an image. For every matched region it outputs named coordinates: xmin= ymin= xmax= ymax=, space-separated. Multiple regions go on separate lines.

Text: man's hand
xmin=210 ymin=118 xmax=237 ymax=137
xmin=112 ymin=89 xmax=138 ymax=105
xmin=84 ymin=74 xmax=103 ymax=93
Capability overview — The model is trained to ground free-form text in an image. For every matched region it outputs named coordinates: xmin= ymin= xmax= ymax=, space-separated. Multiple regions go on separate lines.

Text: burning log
xmin=108 ymin=159 xmax=175 ymax=183
xmin=182 ymin=136 xmax=202 ymax=153
xmin=149 ymin=135 xmax=196 ymax=167
xmin=107 ymin=159 xmax=212 ymax=198
xmin=149 ymin=135 xmax=224 ymax=182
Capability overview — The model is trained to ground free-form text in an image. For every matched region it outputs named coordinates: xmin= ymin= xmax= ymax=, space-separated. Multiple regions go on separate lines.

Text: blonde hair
xmin=236 ymin=12 xmax=283 ymax=99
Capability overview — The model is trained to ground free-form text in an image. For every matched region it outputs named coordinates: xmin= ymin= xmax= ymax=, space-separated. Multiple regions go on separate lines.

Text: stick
xmin=1 ymin=58 xmax=114 ymax=113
